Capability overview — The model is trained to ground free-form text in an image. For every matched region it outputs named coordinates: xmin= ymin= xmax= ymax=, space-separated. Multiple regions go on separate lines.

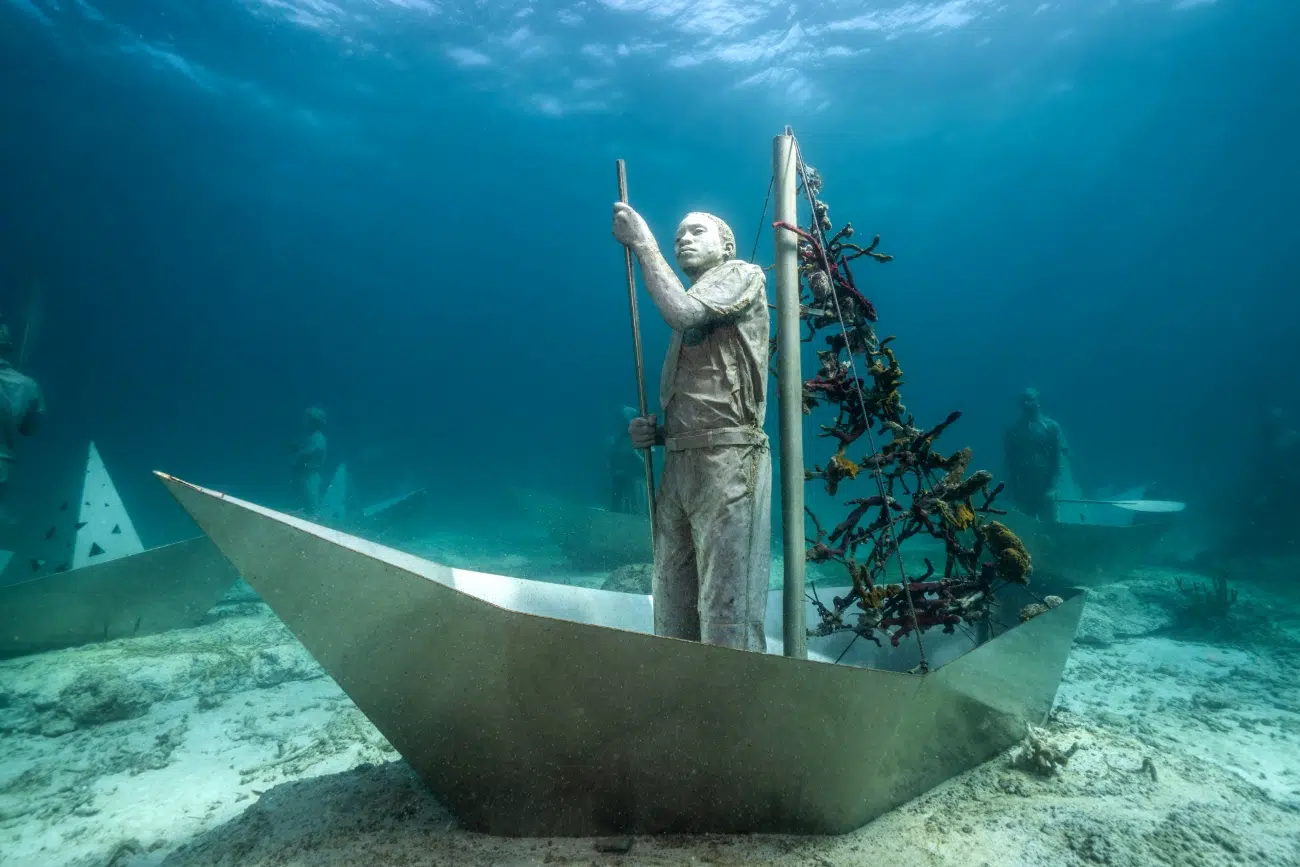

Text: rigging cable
xmin=749 ymin=175 xmax=774 ymax=265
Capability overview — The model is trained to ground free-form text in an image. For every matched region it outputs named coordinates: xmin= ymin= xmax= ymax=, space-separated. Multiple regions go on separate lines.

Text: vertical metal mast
xmin=772 ymin=127 xmax=807 ymax=660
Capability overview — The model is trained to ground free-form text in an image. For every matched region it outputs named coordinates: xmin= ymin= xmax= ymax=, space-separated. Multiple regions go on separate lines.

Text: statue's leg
xmin=694 ymin=445 xmax=770 ymax=652
xmin=305 ymin=471 xmax=323 ymax=516
xmin=1022 ymin=477 xmax=1051 ymax=520
xmin=652 ymin=453 xmax=700 ymax=641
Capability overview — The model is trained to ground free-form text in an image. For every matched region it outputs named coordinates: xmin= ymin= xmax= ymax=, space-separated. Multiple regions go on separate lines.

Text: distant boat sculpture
xmin=0 ymin=442 xmax=239 ymax=658
xmin=1004 ymin=467 xmax=1178 ymax=586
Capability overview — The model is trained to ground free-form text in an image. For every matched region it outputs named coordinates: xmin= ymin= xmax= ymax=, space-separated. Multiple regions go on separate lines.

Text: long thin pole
xmin=773 ymin=128 xmax=807 ymax=660
xmin=616 ymin=159 xmax=657 ymax=543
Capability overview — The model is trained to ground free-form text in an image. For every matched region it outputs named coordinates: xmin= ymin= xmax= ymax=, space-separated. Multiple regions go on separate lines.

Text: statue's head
xmin=674 ymin=212 xmax=736 ymax=280
xmin=1020 ymin=387 xmax=1041 ymax=417
xmin=305 ymin=406 xmax=327 ymax=431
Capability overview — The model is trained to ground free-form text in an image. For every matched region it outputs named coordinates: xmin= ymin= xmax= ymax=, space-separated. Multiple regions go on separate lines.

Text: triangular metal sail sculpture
xmin=72 ymin=441 xmax=146 ymax=569
xmin=23 ymin=441 xmax=146 ymax=576
xmin=0 ymin=443 xmax=240 ymax=658
xmin=157 ymin=472 xmax=1084 ymax=837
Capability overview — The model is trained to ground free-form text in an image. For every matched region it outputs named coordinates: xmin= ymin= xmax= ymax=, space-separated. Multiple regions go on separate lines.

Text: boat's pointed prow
xmin=155 ymin=472 xmax=1085 ymax=838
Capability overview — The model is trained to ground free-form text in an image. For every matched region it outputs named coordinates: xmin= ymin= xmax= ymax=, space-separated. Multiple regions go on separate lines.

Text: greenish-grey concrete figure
xmin=613 ymin=203 xmax=770 ymax=652
xmin=292 ymin=406 xmax=328 ymax=517
xmin=0 ymin=321 xmax=44 ymax=525
xmin=1244 ymin=406 xmax=1300 ymax=543
xmin=1003 ymin=387 xmax=1069 ymax=521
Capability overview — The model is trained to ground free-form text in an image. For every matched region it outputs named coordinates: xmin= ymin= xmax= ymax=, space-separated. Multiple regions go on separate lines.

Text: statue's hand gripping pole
xmin=616 ymin=159 xmax=658 ymax=546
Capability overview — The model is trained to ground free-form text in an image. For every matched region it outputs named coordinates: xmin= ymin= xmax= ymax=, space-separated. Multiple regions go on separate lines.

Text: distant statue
xmin=1003 ymin=388 xmax=1069 ymax=521
xmin=1195 ymin=405 xmax=1300 ymax=569
xmin=1244 ymin=406 xmax=1300 ymax=540
xmin=607 ymin=405 xmax=648 ymax=515
xmin=0 ymin=321 xmax=45 ymax=523
xmin=292 ymin=407 xmax=328 ymax=516
xmin=613 ymin=204 xmax=771 ymax=652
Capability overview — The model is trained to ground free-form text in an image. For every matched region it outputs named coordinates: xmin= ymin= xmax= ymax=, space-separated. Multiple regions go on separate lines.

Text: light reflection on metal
xmin=0 ymin=536 xmax=240 ymax=659
xmin=157 ymin=472 xmax=1084 ymax=837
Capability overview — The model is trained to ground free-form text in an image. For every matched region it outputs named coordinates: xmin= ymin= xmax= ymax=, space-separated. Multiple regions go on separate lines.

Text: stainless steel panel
xmin=158 ymin=472 xmax=1084 ymax=837
xmin=0 ymin=536 xmax=240 ymax=658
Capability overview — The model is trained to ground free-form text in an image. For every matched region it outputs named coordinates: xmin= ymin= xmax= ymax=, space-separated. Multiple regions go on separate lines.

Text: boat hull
xmin=1003 ymin=509 xmax=1169 ymax=585
xmin=158 ymin=472 xmax=1084 ymax=837
xmin=0 ymin=536 xmax=240 ymax=659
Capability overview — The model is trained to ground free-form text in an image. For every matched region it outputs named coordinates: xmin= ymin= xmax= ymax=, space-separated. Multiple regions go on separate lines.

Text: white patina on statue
xmin=612 ymin=203 xmax=771 ymax=652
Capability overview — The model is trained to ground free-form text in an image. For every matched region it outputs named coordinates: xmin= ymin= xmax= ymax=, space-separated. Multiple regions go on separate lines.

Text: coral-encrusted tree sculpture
xmin=770 ymin=162 xmax=1032 ymax=672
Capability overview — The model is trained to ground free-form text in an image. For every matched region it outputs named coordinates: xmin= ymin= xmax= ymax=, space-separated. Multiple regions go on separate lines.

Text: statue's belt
xmin=665 ymin=426 xmax=768 ymax=452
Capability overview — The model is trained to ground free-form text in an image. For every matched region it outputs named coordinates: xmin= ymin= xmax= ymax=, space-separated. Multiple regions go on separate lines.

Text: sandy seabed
xmin=1 ymin=554 xmax=1299 ymax=867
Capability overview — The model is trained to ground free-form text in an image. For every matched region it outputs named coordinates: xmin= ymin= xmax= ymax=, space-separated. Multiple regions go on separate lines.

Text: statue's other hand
xmin=612 ymin=202 xmax=654 ymax=249
xmin=628 ymin=414 xmax=658 ymax=450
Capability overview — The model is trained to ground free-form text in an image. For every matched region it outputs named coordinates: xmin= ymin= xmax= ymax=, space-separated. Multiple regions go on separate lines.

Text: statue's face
xmin=674 ymin=214 xmax=727 ymax=276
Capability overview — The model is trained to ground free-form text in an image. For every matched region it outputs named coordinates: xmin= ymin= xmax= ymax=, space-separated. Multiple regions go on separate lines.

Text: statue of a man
xmin=292 ymin=406 xmax=328 ymax=516
xmin=612 ymin=203 xmax=771 ymax=652
xmin=0 ymin=321 xmax=44 ymax=524
xmin=1003 ymin=387 xmax=1069 ymax=521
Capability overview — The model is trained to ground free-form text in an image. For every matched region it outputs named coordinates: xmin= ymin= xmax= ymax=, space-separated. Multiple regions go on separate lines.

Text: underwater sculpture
xmin=1004 ymin=387 xmax=1070 ymax=521
xmin=614 ymin=206 xmax=772 ymax=652
xmin=291 ymin=406 xmax=328 ymax=517
xmin=152 ymin=129 xmax=1084 ymax=838
xmin=0 ymin=442 xmax=239 ymax=658
xmin=769 ymin=161 xmax=1037 ymax=669
xmin=0 ymin=318 xmax=45 ymax=527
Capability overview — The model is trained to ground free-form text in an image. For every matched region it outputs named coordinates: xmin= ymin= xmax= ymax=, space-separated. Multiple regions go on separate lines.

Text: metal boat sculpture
xmin=1004 ymin=510 xmax=1169 ymax=586
xmin=0 ymin=536 xmax=239 ymax=659
xmin=0 ymin=441 xmax=241 ymax=658
xmin=1003 ymin=470 xmax=1174 ymax=586
xmin=158 ymin=472 xmax=1084 ymax=837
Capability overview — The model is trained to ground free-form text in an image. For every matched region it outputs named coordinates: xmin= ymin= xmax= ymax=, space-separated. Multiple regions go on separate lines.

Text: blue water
xmin=0 ymin=0 xmax=1295 ymax=545
xmin=4 ymin=6 xmax=1300 ymax=864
